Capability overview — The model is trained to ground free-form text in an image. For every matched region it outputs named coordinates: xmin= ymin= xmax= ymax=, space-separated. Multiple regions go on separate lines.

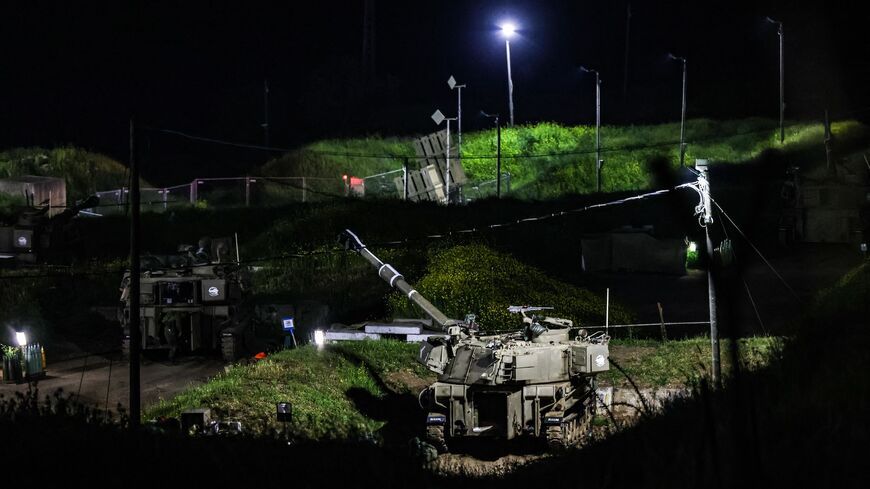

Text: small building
xmin=581 ymin=226 xmax=688 ymax=275
xmin=779 ymin=155 xmax=870 ymax=244
xmin=0 ymin=175 xmax=66 ymax=217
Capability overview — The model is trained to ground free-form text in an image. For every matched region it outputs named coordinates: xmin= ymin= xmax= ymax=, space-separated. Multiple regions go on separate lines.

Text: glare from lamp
xmin=688 ymin=242 xmax=698 ymax=253
xmin=314 ymin=330 xmax=325 ymax=346
xmin=500 ymin=23 xmax=516 ymax=38
xmin=15 ymin=331 xmax=27 ymax=347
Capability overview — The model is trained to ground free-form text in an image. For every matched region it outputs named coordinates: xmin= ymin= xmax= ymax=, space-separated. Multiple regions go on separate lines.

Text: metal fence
xmin=89 ymin=176 xmax=346 ymax=214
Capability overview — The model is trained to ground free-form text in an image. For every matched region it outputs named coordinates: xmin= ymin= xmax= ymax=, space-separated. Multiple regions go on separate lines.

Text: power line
xmin=0 ymin=184 xmax=694 ymax=280
xmin=710 ymin=197 xmax=799 ymax=300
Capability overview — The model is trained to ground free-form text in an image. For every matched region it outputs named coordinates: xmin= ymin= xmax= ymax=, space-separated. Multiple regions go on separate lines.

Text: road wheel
xmin=425 ymin=424 xmax=448 ymax=454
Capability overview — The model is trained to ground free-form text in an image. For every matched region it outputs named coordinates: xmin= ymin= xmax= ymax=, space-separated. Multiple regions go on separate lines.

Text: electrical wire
xmin=0 ymin=184 xmax=695 ymax=280
xmin=718 ymin=212 xmax=768 ymax=335
xmin=710 ymin=197 xmax=799 ymax=300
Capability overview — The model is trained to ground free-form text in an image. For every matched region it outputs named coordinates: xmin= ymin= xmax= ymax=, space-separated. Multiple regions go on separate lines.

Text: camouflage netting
xmin=387 ymin=244 xmax=632 ymax=332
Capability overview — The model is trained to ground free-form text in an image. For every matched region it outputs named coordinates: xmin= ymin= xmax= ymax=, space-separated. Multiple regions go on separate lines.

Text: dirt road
xmin=0 ymin=354 xmax=226 ymax=413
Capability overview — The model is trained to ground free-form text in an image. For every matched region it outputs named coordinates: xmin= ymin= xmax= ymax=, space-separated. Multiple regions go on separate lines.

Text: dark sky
xmin=1 ymin=1 xmax=867 ymax=181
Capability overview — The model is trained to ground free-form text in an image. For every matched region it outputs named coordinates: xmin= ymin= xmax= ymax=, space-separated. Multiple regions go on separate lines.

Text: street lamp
xmin=432 ymin=109 xmax=458 ymax=203
xmin=580 ymin=66 xmax=603 ymax=192
xmin=480 ymin=111 xmax=502 ymax=198
xmin=500 ymin=23 xmax=516 ymax=126
xmin=766 ymin=16 xmax=784 ymax=144
xmin=448 ymin=76 xmax=466 ymax=184
xmin=15 ymin=331 xmax=27 ymax=347
xmin=668 ymin=53 xmax=688 ymax=167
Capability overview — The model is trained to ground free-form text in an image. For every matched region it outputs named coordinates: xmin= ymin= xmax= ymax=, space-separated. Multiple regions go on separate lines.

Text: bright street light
xmin=15 ymin=331 xmax=27 ymax=347
xmin=499 ymin=23 xmax=517 ymax=126
xmin=500 ymin=23 xmax=516 ymax=38
xmin=668 ymin=53 xmax=688 ymax=167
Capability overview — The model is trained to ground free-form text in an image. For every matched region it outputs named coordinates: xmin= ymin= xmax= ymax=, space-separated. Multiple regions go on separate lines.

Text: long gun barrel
xmin=338 ymin=229 xmax=458 ymax=329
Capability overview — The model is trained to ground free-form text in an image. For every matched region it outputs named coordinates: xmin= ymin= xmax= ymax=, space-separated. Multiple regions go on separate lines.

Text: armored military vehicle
xmin=119 ymin=237 xmax=285 ymax=361
xmin=338 ymin=229 xmax=610 ymax=452
xmin=0 ymin=195 xmax=99 ymax=264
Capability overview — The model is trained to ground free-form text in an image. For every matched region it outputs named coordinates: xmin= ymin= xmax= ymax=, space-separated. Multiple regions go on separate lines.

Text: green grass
xmin=387 ymin=243 xmax=633 ymax=332
xmin=144 ymin=340 xmax=429 ymax=439
xmin=811 ymin=261 xmax=870 ymax=323
xmin=0 ymin=146 xmax=135 ymax=202
xmin=601 ymin=335 xmax=784 ymax=388
xmin=256 ymin=118 xmax=869 ymax=200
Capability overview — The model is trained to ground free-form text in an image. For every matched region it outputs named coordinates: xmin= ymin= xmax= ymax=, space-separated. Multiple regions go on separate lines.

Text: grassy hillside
xmin=386 ymin=244 xmax=632 ymax=331
xmin=0 ymin=146 xmax=132 ymax=201
xmin=258 ymin=118 xmax=869 ymax=199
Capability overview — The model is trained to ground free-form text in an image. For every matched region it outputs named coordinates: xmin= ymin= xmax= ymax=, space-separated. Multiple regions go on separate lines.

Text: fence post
xmin=302 ymin=177 xmax=307 ymax=203
xmin=657 ymin=302 xmax=668 ymax=341
xmin=403 ymin=157 xmax=409 ymax=200
xmin=245 ymin=177 xmax=251 ymax=207
xmin=163 ymin=188 xmax=168 ymax=211
xmin=189 ymin=181 xmax=196 ymax=204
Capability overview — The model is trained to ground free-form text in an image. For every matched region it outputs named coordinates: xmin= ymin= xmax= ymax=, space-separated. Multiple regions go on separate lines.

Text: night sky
xmin=1 ymin=1 xmax=867 ymax=181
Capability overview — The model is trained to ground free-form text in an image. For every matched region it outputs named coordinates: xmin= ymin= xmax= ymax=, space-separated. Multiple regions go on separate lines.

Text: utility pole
xmin=596 ymin=71 xmax=602 ymax=192
xmin=778 ymin=21 xmax=784 ymax=144
xmin=697 ymin=160 xmax=721 ymax=385
xmin=481 ymin=110 xmax=502 ymax=198
xmin=669 ymin=54 xmax=688 ymax=166
xmin=448 ymin=76 xmax=465 ymax=200
xmin=581 ymin=66 xmax=603 ymax=192
xmin=129 ymin=118 xmax=141 ymax=430
xmin=506 ymin=39 xmax=515 ymax=127
xmin=767 ymin=17 xmax=785 ymax=143
xmin=262 ymin=79 xmax=270 ymax=147
xmin=622 ymin=3 xmax=631 ymax=101
xmin=496 ymin=116 xmax=502 ymax=198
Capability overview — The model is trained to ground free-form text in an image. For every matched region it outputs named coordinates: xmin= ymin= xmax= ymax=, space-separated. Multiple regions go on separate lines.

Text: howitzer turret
xmin=339 ymin=229 xmax=610 ymax=453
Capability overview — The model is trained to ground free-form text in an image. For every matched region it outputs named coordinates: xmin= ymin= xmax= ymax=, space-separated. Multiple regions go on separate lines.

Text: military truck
xmin=119 ymin=237 xmax=286 ymax=361
xmin=0 ymin=195 xmax=98 ymax=264
xmin=339 ymin=229 xmax=610 ymax=452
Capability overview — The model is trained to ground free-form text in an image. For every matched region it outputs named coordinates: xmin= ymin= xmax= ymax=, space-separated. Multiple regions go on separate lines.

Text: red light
xmin=350 ymin=177 xmax=364 ymax=186
xmin=342 ymin=174 xmax=348 ymax=181
xmin=254 ymin=352 xmax=267 ymax=360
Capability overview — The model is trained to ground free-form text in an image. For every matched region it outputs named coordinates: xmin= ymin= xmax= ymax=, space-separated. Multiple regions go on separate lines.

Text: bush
xmin=386 ymin=244 xmax=632 ymax=332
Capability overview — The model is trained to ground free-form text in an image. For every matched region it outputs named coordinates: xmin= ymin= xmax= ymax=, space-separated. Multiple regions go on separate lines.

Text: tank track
xmin=425 ymin=424 xmax=448 ymax=453
xmin=546 ymin=408 xmax=593 ymax=452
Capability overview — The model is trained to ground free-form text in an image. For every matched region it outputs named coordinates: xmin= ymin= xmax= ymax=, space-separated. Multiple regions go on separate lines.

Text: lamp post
xmin=448 ymin=76 xmax=466 ymax=187
xmin=500 ymin=23 xmax=516 ymax=126
xmin=431 ymin=109 xmax=458 ymax=203
xmin=580 ymin=66 xmax=602 ymax=192
xmin=766 ymin=17 xmax=784 ymax=144
xmin=668 ymin=53 xmax=688 ymax=166
xmin=481 ymin=111 xmax=502 ymax=197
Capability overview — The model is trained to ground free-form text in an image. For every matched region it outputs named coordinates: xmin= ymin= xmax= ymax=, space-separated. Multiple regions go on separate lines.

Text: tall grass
xmin=257 ymin=118 xmax=869 ymax=200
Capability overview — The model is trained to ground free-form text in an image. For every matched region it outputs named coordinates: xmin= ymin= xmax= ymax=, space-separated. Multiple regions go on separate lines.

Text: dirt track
xmin=0 ymin=354 xmax=226 ymax=412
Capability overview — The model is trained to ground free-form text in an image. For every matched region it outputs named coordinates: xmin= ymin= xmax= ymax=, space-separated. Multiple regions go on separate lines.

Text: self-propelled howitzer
xmin=339 ymin=229 xmax=610 ymax=452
